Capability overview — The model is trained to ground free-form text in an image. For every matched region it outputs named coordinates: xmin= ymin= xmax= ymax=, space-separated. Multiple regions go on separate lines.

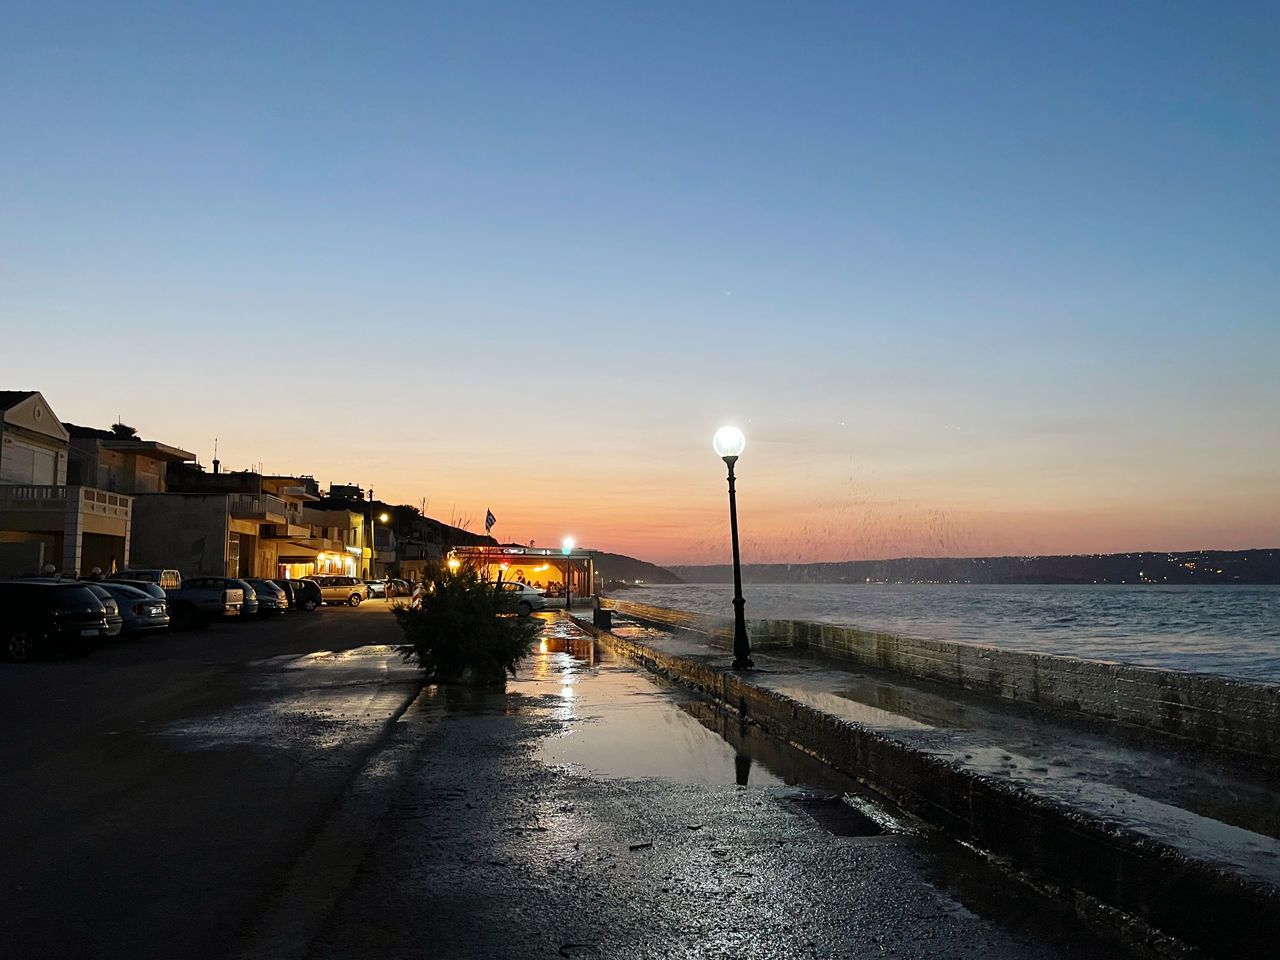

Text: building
xmin=134 ymin=465 xmax=330 ymax=578
xmin=0 ymin=391 xmax=133 ymax=576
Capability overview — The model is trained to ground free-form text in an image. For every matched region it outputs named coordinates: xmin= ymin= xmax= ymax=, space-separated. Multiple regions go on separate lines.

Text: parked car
xmin=107 ymin=579 xmax=168 ymax=602
xmin=0 ymin=581 xmax=108 ymax=661
xmin=14 ymin=578 xmax=122 ymax=638
xmin=164 ymin=576 xmax=244 ymax=629
xmin=232 ymin=579 xmax=259 ymax=619
xmin=275 ymin=578 xmax=321 ymax=612
xmin=305 ymin=575 xmax=368 ymax=607
xmin=107 ymin=568 xmax=182 ymax=591
xmin=83 ymin=583 xmax=124 ymax=638
xmin=387 ymin=578 xmax=411 ymax=598
xmin=366 ymin=579 xmax=388 ymax=598
xmin=95 ymin=581 xmax=170 ymax=635
xmin=244 ymin=578 xmax=287 ymax=617
xmin=497 ymin=581 xmax=549 ymax=615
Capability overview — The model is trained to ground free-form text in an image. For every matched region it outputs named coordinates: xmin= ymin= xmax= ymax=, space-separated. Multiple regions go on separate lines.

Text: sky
xmin=3 ymin=1 xmax=1278 ymax=566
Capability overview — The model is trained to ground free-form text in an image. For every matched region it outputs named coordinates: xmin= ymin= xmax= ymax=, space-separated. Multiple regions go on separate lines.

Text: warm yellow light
xmin=379 ymin=513 xmax=389 ymax=522
xmin=447 ymin=557 xmax=461 ymax=572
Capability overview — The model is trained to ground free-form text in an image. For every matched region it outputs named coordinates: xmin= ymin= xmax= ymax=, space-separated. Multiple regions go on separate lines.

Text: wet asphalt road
xmin=3 ymin=607 xmax=1134 ymax=960
xmin=0 ymin=602 xmax=418 ymax=960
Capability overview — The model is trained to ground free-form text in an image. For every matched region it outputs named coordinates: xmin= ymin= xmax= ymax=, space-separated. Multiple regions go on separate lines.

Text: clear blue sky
xmin=4 ymin=2 xmax=1277 ymax=563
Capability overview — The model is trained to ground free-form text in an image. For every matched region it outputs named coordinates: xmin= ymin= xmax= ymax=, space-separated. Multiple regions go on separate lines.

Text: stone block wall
xmin=604 ymin=598 xmax=1280 ymax=762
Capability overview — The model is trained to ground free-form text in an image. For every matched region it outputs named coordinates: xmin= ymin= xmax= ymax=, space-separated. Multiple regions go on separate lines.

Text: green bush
xmin=392 ymin=567 xmax=542 ymax=686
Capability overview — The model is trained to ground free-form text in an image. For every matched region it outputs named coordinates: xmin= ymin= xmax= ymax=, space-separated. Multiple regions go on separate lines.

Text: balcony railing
xmin=228 ymin=493 xmax=287 ymax=521
xmin=0 ymin=484 xmax=132 ymax=519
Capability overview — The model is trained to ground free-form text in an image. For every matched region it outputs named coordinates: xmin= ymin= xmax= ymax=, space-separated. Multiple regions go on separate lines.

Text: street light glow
xmin=713 ymin=425 xmax=746 ymax=459
xmin=562 ymin=536 xmax=575 ymax=554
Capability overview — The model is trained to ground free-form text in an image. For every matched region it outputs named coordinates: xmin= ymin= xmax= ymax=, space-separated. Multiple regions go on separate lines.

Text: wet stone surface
xmin=304 ymin=615 xmax=1130 ymax=960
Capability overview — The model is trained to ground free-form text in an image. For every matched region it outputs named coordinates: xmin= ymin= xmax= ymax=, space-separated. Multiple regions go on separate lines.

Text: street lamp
xmin=562 ymin=536 xmax=575 ymax=612
xmin=713 ymin=426 xmax=752 ymax=669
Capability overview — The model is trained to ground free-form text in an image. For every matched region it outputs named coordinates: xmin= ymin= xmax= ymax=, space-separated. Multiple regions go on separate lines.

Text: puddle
xmin=516 ymin=628 xmax=875 ymax=797
xmin=521 ymin=644 xmax=789 ymax=787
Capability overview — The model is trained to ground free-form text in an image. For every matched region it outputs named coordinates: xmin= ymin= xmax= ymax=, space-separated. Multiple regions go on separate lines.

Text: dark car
xmin=83 ymin=583 xmax=124 ymax=638
xmin=275 ymin=578 xmax=321 ymax=612
xmin=96 ymin=581 xmax=170 ymax=635
xmin=231 ymin=579 xmax=259 ymax=619
xmin=244 ymin=578 xmax=287 ymax=617
xmin=387 ymin=578 xmax=411 ymax=598
xmin=0 ymin=581 xmax=108 ymax=661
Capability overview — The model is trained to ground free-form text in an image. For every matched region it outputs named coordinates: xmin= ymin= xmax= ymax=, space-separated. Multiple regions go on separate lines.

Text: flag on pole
xmin=485 ymin=509 xmax=496 ymax=534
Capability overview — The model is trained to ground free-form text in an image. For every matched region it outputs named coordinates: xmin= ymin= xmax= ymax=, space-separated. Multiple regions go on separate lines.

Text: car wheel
xmin=348 ymin=593 xmax=362 ymax=607
xmin=6 ymin=631 xmax=36 ymax=662
xmin=301 ymin=599 xmax=317 ymax=612
xmin=518 ymin=600 xmax=532 ymax=616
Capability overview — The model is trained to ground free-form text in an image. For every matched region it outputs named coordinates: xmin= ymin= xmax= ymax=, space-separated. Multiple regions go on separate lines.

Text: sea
xmin=609 ymin=583 xmax=1280 ymax=684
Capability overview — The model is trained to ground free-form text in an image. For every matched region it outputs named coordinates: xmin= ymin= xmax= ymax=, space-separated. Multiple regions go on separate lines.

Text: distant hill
xmin=670 ymin=549 xmax=1280 ymax=586
xmin=591 ymin=552 xmax=683 ymax=585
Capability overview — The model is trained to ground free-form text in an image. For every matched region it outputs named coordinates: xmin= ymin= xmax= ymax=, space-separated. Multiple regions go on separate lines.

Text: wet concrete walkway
xmin=296 ymin=614 xmax=1133 ymax=960
xmin=592 ymin=611 xmax=1280 ymax=958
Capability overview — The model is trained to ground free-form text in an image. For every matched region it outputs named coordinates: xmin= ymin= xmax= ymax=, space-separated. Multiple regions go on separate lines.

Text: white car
xmin=497 ymin=581 xmax=548 ymax=615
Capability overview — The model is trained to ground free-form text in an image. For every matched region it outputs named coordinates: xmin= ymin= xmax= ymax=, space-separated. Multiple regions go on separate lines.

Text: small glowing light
xmin=562 ymin=537 xmax=575 ymax=555
xmin=712 ymin=425 xmax=746 ymax=459
xmin=539 ymin=640 xmax=548 ymax=653
xmin=379 ymin=513 xmax=389 ymax=522
xmin=447 ymin=558 xmax=460 ymax=572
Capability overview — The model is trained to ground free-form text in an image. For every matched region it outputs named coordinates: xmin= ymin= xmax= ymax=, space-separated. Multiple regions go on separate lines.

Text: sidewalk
xmin=584 ymin=608 xmax=1280 ymax=959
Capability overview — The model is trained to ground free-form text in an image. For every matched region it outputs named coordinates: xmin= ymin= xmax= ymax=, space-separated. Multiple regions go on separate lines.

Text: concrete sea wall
xmin=602 ymin=598 xmax=1280 ymax=763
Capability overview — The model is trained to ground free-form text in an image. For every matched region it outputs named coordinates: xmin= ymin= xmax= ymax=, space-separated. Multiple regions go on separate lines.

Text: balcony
xmin=0 ymin=484 xmax=132 ymax=520
xmin=0 ymin=484 xmax=132 ymax=540
xmin=228 ymin=493 xmax=287 ymax=523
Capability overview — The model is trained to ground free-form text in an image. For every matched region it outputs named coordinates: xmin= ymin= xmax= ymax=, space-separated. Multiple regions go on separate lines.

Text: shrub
xmin=392 ymin=567 xmax=541 ymax=686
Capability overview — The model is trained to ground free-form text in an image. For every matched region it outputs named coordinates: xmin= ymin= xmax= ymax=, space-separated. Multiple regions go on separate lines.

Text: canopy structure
xmin=450 ymin=544 xmax=597 ymax=599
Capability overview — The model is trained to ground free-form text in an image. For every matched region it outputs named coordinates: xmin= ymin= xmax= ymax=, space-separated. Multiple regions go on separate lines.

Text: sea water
xmin=612 ymin=583 xmax=1280 ymax=683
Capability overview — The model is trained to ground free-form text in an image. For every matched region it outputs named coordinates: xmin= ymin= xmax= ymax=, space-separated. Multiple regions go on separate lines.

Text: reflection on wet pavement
xmin=520 ymin=640 xmax=787 ymax=788
xmin=516 ymin=615 xmax=871 ymax=792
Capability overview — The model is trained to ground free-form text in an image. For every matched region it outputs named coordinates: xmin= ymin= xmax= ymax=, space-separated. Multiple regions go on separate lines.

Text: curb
xmin=573 ymin=614 xmax=1280 ymax=960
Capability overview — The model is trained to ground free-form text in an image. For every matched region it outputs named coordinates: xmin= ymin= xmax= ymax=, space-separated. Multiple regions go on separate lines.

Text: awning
xmin=276 ymin=541 xmax=326 ymax=561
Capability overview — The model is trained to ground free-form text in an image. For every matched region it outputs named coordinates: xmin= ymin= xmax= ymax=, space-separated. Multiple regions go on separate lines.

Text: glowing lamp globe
xmin=562 ymin=536 xmax=575 ymax=556
xmin=712 ymin=426 xmax=746 ymax=460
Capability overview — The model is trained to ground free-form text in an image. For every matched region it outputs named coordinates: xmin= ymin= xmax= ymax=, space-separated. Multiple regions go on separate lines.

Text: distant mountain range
xmin=591 ymin=552 xmax=684 ymax=584
xmin=669 ymin=549 xmax=1280 ymax=586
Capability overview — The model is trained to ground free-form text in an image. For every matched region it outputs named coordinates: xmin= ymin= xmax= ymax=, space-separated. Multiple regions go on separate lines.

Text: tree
xmin=392 ymin=565 xmax=541 ymax=687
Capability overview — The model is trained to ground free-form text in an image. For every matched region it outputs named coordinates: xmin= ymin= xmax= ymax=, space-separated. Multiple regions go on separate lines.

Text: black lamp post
xmin=713 ymin=426 xmax=752 ymax=669
xmin=562 ymin=536 xmax=575 ymax=611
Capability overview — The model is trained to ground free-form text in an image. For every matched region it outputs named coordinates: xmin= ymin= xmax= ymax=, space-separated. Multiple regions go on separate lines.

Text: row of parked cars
xmin=0 ymin=569 xmax=413 ymax=663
